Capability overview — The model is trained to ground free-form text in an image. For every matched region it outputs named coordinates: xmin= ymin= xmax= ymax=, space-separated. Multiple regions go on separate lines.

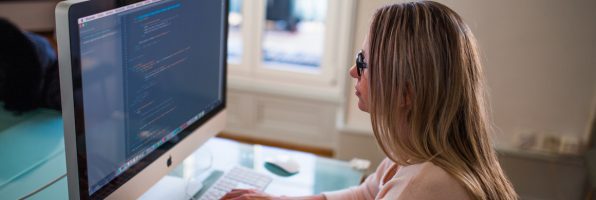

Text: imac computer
xmin=55 ymin=0 xmax=227 ymax=199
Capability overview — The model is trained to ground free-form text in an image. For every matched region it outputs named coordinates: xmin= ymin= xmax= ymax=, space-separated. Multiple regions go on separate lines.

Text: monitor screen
xmin=57 ymin=0 xmax=227 ymax=198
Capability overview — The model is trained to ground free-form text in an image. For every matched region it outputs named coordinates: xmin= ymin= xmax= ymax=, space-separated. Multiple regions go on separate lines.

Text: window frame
xmin=228 ymin=0 xmax=356 ymax=100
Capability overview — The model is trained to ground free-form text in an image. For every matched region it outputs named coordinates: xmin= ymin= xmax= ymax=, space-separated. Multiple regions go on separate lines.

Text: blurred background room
xmin=1 ymin=0 xmax=595 ymax=199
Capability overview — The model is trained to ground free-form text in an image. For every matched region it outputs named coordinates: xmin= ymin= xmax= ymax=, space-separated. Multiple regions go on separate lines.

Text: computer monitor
xmin=55 ymin=0 xmax=228 ymax=199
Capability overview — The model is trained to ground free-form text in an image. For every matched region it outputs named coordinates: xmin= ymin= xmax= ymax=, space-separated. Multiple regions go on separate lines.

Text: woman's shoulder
xmin=396 ymin=162 xmax=471 ymax=200
xmin=415 ymin=162 xmax=460 ymax=185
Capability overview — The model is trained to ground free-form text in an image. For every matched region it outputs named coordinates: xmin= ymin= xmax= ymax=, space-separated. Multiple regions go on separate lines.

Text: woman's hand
xmin=220 ymin=189 xmax=326 ymax=200
xmin=220 ymin=189 xmax=279 ymax=200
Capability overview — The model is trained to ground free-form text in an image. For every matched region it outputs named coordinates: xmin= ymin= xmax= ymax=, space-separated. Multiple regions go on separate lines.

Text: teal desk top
xmin=0 ymin=108 xmax=363 ymax=199
xmin=0 ymin=108 xmax=66 ymax=200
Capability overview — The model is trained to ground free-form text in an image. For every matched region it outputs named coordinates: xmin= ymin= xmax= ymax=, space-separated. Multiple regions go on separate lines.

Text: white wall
xmin=341 ymin=0 xmax=596 ymax=152
xmin=0 ymin=1 xmax=60 ymax=31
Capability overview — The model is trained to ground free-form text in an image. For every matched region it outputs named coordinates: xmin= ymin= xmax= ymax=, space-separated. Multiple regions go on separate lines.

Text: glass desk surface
xmin=0 ymin=106 xmax=362 ymax=199
xmin=147 ymin=138 xmax=364 ymax=198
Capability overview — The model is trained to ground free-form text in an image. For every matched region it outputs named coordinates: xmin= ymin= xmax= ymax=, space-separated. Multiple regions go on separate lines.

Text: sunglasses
xmin=356 ymin=50 xmax=367 ymax=77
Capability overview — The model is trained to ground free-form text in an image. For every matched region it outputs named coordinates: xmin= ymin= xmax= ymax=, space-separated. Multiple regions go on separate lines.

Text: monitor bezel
xmin=59 ymin=0 xmax=228 ymax=199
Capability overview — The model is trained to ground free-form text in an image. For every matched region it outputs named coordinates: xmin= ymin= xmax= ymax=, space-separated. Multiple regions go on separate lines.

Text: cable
xmin=18 ymin=173 xmax=67 ymax=200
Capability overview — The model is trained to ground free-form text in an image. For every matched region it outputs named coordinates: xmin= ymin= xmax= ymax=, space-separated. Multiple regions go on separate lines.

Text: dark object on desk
xmin=264 ymin=159 xmax=299 ymax=177
xmin=0 ymin=18 xmax=61 ymax=114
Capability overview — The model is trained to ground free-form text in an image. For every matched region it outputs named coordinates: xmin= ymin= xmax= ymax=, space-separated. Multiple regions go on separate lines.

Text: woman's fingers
xmin=229 ymin=194 xmax=272 ymax=200
xmin=220 ymin=189 xmax=257 ymax=200
xmin=220 ymin=189 xmax=276 ymax=200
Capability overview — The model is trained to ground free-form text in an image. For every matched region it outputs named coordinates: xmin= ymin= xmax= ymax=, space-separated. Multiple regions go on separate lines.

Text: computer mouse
xmin=264 ymin=157 xmax=300 ymax=177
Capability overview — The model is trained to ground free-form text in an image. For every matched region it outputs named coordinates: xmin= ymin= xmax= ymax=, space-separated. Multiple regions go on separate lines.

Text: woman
xmin=222 ymin=1 xmax=517 ymax=199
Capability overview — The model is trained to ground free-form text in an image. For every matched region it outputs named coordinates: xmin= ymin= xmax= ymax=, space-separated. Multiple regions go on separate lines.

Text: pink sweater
xmin=324 ymin=158 xmax=471 ymax=200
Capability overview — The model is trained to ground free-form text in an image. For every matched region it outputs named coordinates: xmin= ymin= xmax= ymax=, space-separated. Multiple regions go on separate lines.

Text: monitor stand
xmin=139 ymin=149 xmax=214 ymax=200
xmin=139 ymin=175 xmax=202 ymax=200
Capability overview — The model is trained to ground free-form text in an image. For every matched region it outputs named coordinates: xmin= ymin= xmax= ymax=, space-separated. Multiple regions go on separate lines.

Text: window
xmin=262 ymin=0 xmax=327 ymax=72
xmin=227 ymin=0 xmax=355 ymax=96
xmin=227 ymin=0 xmax=243 ymax=64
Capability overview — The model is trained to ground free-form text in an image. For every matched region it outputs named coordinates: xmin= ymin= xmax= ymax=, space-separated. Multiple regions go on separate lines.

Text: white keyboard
xmin=198 ymin=166 xmax=272 ymax=200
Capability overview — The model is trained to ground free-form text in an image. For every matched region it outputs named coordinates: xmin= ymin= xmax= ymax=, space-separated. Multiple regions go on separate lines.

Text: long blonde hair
xmin=367 ymin=1 xmax=517 ymax=199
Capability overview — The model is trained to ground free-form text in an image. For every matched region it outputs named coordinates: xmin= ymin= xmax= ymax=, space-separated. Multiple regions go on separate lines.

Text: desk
xmin=0 ymin=108 xmax=363 ymax=199
xmin=142 ymin=138 xmax=364 ymax=199
xmin=0 ymin=108 xmax=66 ymax=200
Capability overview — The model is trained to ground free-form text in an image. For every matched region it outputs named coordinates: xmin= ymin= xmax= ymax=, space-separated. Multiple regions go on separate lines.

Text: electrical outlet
xmin=559 ymin=135 xmax=581 ymax=155
xmin=540 ymin=134 xmax=561 ymax=154
xmin=515 ymin=130 xmax=539 ymax=150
